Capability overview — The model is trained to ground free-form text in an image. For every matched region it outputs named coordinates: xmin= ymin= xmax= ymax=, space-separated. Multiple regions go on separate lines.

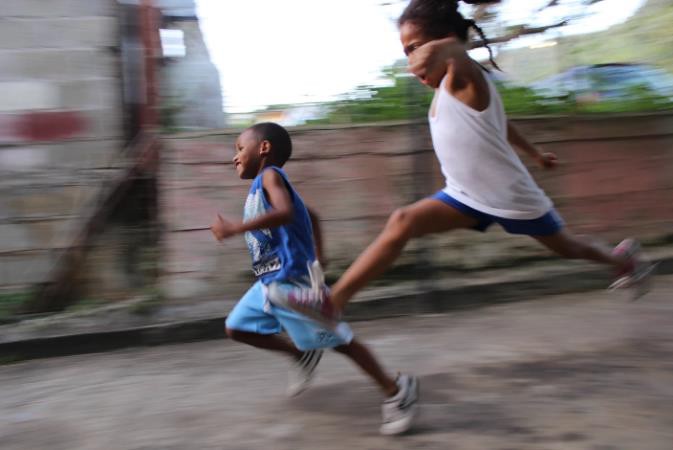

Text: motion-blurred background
xmin=1 ymin=0 xmax=671 ymax=324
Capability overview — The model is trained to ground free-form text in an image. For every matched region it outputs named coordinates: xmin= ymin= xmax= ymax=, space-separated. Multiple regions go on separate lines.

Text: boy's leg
xmin=334 ymin=338 xmax=420 ymax=435
xmin=333 ymin=339 xmax=397 ymax=397
xmin=225 ymin=281 xmax=302 ymax=360
xmin=226 ymin=282 xmax=325 ymax=397
xmin=330 ymin=198 xmax=478 ymax=310
xmin=225 ymin=328 xmax=302 ymax=359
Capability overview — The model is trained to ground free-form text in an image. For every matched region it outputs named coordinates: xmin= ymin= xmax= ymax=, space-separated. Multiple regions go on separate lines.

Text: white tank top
xmin=429 ymin=72 xmax=552 ymax=219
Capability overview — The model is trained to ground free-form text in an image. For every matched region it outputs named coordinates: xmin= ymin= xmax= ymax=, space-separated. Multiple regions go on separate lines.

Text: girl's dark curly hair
xmin=398 ymin=0 xmax=500 ymax=70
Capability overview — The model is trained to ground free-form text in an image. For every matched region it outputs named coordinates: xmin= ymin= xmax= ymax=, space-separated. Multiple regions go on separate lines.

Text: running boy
xmin=268 ymin=0 xmax=655 ymax=323
xmin=211 ymin=122 xmax=418 ymax=435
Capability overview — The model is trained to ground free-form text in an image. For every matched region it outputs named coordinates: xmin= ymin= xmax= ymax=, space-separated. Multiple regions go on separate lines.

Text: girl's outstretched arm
xmin=507 ymin=120 xmax=558 ymax=169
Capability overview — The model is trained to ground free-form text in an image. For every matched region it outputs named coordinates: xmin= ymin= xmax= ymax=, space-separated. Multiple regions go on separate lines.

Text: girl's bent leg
xmin=331 ymin=198 xmax=479 ymax=309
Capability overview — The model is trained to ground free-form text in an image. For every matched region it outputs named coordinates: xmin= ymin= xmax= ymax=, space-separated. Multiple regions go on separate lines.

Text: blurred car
xmin=531 ymin=63 xmax=673 ymax=103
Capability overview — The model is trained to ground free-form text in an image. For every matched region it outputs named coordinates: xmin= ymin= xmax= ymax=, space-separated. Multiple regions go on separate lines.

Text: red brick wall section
xmin=161 ymin=115 xmax=673 ymax=301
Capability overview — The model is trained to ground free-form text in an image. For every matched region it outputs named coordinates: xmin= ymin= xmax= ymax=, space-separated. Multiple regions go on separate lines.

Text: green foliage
xmin=307 ymin=64 xmax=433 ymax=125
xmin=130 ymin=286 xmax=166 ymax=316
xmin=496 ymin=83 xmax=571 ymax=115
xmin=500 ymin=81 xmax=673 ymax=115
xmin=309 ymin=65 xmax=672 ymax=124
xmin=0 ymin=291 xmax=31 ymax=322
xmin=575 ymin=84 xmax=673 ymax=113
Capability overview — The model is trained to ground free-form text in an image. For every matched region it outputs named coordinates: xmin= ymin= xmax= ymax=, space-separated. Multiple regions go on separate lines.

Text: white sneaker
xmin=380 ymin=374 xmax=419 ymax=435
xmin=287 ymin=349 xmax=323 ymax=397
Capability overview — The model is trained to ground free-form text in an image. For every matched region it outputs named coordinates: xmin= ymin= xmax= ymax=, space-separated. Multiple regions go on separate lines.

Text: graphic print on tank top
xmin=242 ymin=167 xmax=316 ymax=284
xmin=243 ymin=187 xmax=280 ymax=276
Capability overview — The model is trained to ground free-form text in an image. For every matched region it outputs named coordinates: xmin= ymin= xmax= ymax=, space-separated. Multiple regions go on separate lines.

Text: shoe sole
xmin=380 ymin=377 xmax=420 ymax=436
xmin=380 ymin=403 xmax=418 ymax=435
xmin=286 ymin=350 xmax=324 ymax=397
xmin=608 ymin=262 xmax=658 ymax=300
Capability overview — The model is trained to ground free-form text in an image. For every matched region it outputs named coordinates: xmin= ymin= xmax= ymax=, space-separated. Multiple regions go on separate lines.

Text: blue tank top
xmin=243 ymin=166 xmax=315 ymax=285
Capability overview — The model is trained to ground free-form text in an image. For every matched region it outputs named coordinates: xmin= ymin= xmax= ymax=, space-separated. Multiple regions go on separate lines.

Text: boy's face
xmin=233 ymin=129 xmax=265 ymax=179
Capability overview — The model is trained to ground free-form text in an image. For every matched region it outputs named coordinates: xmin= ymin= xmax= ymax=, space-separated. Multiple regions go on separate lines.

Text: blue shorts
xmin=225 ymin=281 xmax=353 ymax=351
xmin=431 ymin=191 xmax=564 ymax=236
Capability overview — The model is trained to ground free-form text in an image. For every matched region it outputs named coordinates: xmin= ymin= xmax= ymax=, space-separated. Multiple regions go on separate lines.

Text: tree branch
xmin=469 ymin=20 xmax=568 ymax=48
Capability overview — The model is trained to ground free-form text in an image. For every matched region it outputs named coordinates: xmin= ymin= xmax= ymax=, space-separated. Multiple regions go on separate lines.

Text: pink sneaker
xmin=267 ymin=282 xmax=340 ymax=327
xmin=609 ymin=238 xmax=657 ymax=299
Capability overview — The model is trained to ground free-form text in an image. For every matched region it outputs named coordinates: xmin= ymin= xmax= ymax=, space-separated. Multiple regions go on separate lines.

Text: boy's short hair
xmin=248 ymin=122 xmax=292 ymax=166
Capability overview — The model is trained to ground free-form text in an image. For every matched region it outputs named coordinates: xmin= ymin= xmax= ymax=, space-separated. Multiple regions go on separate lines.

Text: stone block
xmin=59 ymin=79 xmax=119 ymax=110
xmin=0 ymin=224 xmax=35 ymax=252
xmin=90 ymin=108 xmax=125 ymax=139
xmin=67 ymin=0 xmax=119 ymax=17
xmin=48 ymin=140 xmax=121 ymax=169
xmin=163 ymin=276 xmax=214 ymax=301
xmin=3 ymin=180 xmax=99 ymax=221
xmin=0 ymin=49 xmax=69 ymax=81
xmin=0 ymin=19 xmax=38 ymax=49
xmin=34 ymin=17 xmax=118 ymax=49
xmin=65 ymin=49 xmax=118 ymax=79
xmin=3 ymin=0 xmax=118 ymax=18
xmin=0 ymin=146 xmax=50 ymax=171
xmin=2 ymin=0 xmax=73 ymax=18
xmin=74 ymin=16 xmax=119 ymax=48
xmin=0 ymin=51 xmax=25 ymax=80
xmin=1 ymin=252 xmax=54 ymax=286
xmin=0 ymin=81 xmax=60 ymax=112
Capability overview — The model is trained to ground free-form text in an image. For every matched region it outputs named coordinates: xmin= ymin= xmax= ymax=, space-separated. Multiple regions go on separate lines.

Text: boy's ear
xmin=259 ymin=139 xmax=271 ymax=157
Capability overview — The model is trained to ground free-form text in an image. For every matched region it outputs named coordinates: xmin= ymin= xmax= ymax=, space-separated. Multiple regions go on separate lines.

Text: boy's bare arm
xmin=507 ymin=120 xmax=558 ymax=169
xmin=211 ymin=169 xmax=293 ymax=241
xmin=307 ymin=207 xmax=326 ymax=267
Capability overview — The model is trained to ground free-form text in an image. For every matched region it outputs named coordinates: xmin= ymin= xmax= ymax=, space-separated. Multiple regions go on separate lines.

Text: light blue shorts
xmin=225 ymin=281 xmax=353 ymax=351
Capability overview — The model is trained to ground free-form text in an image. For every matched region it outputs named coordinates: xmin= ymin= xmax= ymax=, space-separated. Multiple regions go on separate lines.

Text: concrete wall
xmin=158 ymin=0 xmax=225 ymax=130
xmin=161 ymin=114 xmax=673 ymax=303
xmin=0 ymin=0 xmax=125 ymax=293
xmin=160 ymin=19 xmax=225 ymax=130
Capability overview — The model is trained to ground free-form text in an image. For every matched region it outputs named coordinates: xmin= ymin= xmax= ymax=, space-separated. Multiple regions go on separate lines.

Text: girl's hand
xmin=408 ymin=38 xmax=463 ymax=89
xmin=537 ymin=152 xmax=559 ymax=169
xmin=211 ymin=214 xmax=239 ymax=241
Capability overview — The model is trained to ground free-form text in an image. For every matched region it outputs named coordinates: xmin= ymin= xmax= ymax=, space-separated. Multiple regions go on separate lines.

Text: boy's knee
xmin=386 ymin=207 xmax=413 ymax=241
xmin=225 ymin=327 xmax=242 ymax=341
xmin=332 ymin=343 xmax=352 ymax=354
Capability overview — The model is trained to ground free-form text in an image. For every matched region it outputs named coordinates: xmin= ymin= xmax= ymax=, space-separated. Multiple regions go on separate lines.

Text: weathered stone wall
xmin=0 ymin=0 xmax=124 ymax=293
xmin=161 ymin=113 xmax=673 ymax=303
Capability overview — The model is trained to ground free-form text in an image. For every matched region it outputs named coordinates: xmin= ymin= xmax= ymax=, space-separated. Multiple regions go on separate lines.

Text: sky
xmin=195 ymin=0 xmax=646 ymax=114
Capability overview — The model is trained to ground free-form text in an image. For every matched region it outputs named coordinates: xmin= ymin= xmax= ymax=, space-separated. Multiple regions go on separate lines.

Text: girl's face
xmin=399 ymin=21 xmax=453 ymax=89
xmin=400 ymin=21 xmax=431 ymax=59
